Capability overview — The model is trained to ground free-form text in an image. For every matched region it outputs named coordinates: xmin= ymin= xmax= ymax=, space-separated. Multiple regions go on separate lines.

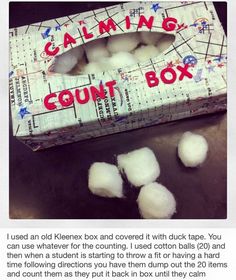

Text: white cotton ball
xmin=156 ymin=34 xmax=175 ymax=53
xmin=84 ymin=38 xmax=109 ymax=62
xmin=133 ymin=45 xmax=161 ymax=62
xmin=137 ymin=182 xmax=176 ymax=219
xmin=83 ymin=62 xmax=103 ymax=74
xmin=53 ymin=52 xmax=79 ymax=74
xmin=140 ymin=32 xmax=163 ymax=45
xmin=88 ymin=162 xmax=123 ymax=198
xmin=85 ymin=44 xmax=110 ymax=62
xmin=98 ymin=57 xmax=114 ymax=71
xmin=109 ymin=52 xmax=138 ymax=69
xmin=86 ymin=47 xmax=110 ymax=62
xmin=117 ymin=147 xmax=160 ymax=187
xmin=107 ymin=32 xmax=140 ymax=53
xmin=178 ymin=131 xmax=208 ymax=167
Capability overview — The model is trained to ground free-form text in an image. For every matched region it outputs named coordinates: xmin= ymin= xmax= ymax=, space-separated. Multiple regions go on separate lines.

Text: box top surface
xmin=9 ymin=1 xmax=227 ymax=137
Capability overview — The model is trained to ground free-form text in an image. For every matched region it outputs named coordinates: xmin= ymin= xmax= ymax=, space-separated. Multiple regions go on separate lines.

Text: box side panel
xmin=17 ymin=93 xmax=226 ymax=151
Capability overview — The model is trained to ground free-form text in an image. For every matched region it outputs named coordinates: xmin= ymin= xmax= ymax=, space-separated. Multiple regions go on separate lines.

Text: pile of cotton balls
xmin=52 ymin=32 xmax=175 ymax=75
xmin=88 ymin=131 xmax=208 ymax=219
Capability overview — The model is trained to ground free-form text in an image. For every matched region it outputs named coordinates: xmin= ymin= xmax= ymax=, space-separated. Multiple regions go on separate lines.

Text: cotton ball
xmin=86 ymin=47 xmax=110 ymax=63
xmin=133 ymin=45 xmax=161 ymax=62
xmin=140 ymin=31 xmax=163 ymax=45
xmin=107 ymin=33 xmax=140 ymax=53
xmin=83 ymin=38 xmax=109 ymax=62
xmin=83 ymin=62 xmax=103 ymax=74
xmin=137 ymin=182 xmax=176 ymax=219
xmin=85 ymin=45 xmax=110 ymax=62
xmin=98 ymin=57 xmax=114 ymax=71
xmin=88 ymin=162 xmax=123 ymax=198
xmin=109 ymin=52 xmax=138 ymax=69
xmin=117 ymin=147 xmax=160 ymax=187
xmin=53 ymin=51 xmax=79 ymax=74
xmin=156 ymin=34 xmax=175 ymax=53
xmin=178 ymin=131 xmax=208 ymax=167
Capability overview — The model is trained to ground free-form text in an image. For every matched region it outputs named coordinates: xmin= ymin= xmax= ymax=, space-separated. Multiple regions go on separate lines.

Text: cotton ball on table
xmin=107 ymin=32 xmax=140 ymax=53
xmin=156 ymin=34 xmax=175 ymax=53
xmin=84 ymin=39 xmax=110 ymax=62
xmin=137 ymin=182 xmax=176 ymax=219
xmin=88 ymin=162 xmax=123 ymax=198
xmin=109 ymin=52 xmax=138 ymax=69
xmin=140 ymin=31 xmax=163 ymax=45
xmin=53 ymin=46 xmax=84 ymax=74
xmin=178 ymin=131 xmax=208 ymax=167
xmin=133 ymin=45 xmax=161 ymax=62
xmin=117 ymin=147 xmax=160 ymax=187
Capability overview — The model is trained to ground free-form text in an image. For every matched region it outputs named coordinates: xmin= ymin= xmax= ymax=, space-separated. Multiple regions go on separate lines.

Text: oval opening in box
xmin=51 ymin=32 xmax=175 ymax=75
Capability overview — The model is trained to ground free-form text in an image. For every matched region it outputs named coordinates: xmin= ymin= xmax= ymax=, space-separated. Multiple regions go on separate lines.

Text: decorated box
xmin=9 ymin=1 xmax=227 ymax=151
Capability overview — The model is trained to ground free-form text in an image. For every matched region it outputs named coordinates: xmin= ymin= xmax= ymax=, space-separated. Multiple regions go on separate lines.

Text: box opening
xmin=51 ymin=32 xmax=175 ymax=75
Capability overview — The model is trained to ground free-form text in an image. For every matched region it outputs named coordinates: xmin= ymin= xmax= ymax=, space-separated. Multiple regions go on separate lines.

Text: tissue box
xmin=9 ymin=1 xmax=227 ymax=151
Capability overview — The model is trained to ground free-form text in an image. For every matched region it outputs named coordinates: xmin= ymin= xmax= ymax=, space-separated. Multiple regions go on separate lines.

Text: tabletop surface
xmin=9 ymin=2 xmax=227 ymax=219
